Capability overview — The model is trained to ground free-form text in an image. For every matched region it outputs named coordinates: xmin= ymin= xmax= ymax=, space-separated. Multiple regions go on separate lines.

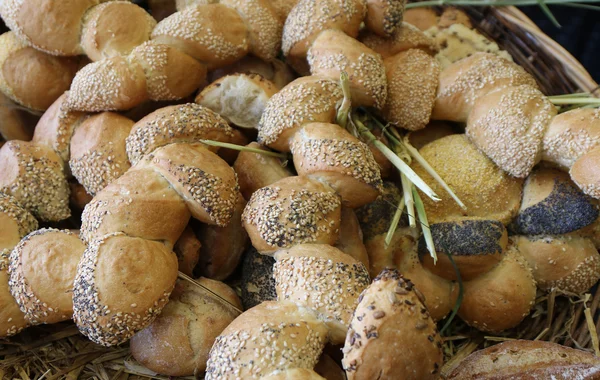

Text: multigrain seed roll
xmin=240 ymin=246 xmax=277 ymax=309
xmin=458 ymin=244 xmax=537 ymax=332
xmin=411 ymin=134 xmax=523 ymax=225
xmin=290 ymin=122 xmax=383 ymax=208
xmin=80 ymin=1 xmax=157 ymax=61
xmin=513 ymin=235 xmax=600 ymax=294
xmin=233 ymin=142 xmax=293 ymax=200
xmin=73 ymin=232 xmax=179 ymax=346
xmin=308 ymin=29 xmax=387 ymax=109
xmin=205 ymin=301 xmax=329 ymax=380
xmin=8 ymin=228 xmax=85 ymax=324
xmin=448 ymin=340 xmax=600 ymax=379
xmin=69 ymin=112 xmax=134 ymax=196
xmin=0 ymin=32 xmax=80 ymax=111
xmin=418 ymin=218 xmax=507 ymax=281
xmin=342 ymin=269 xmax=443 ymax=380
xmin=126 ymin=103 xmax=234 ymax=165
xmin=542 ymin=108 xmax=600 ymax=170
xmin=432 ymin=53 xmax=538 ymax=122
xmin=467 ymin=84 xmax=557 ymax=179
xmin=383 ymin=49 xmax=440 ymax=131
xmin=355 ymin=181 xmax=405 ymax=241
xmin=258 ymin=76 xmax=342 ymax=152
xmin=151 ymin=3 xmax=249 ymax=69
xmin=282 ymin=0 xmax=366 ymax=74
xmin=242 ymin=176 xmax=342 ymax=253
xmin=195 ymin=73 xmax=279 ymax=129
xmin=273 ymin=244 xmax=371 ymax=344
xmin=407 ymin=120 xmax=456 ymax=150
xmin=335 ymin=207 xmax=370 ymax=268
xmin=207 ymin=56 xmax=296 ymax=90
xmin=360 ymin=22 xmax=437 ymax=59
xmin=173 ymin=226 xmax=202 ymax=277
xmin=364 ymin=0 xmax=406 ymax=37
xmin=195 ymin=194 xmax=249 ymax=280
xmin=510 ymin=168 xmax=598 ymax=235
xmin=130 ymin=278 xmax=242 ymax=376
xmin=0 ymin=140 xmax=70 ymax=222
xmin=571 ymin=146 xmax=600 ymax=199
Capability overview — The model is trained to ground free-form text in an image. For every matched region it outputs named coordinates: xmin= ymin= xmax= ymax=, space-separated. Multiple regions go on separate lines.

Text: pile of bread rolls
xmin=1 ymin=0 xmax=600 ymax=379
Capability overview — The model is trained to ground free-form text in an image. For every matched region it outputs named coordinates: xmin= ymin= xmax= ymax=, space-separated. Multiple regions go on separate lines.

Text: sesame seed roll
xmin=360 ymin=22 xmax=437 ymax=59
xmin=364 ymin=0 xmax=406 ymax=37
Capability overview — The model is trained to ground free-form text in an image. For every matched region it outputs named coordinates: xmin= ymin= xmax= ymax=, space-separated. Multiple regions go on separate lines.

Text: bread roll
xmin=360 ymin=22 xmax=436 ymax=59
xmin=448 ymin=340 xmax=600 ymax=379
xmin=240 ymin=246 xmax=277 ymax=309
xmin=176 ymin=0 xmax=216 ymax=11
xmin=270 ymin=0 xmax=300 ymax=22
xmin=126 ymin=103 xmax=233 ymax=165
xmin=258 ymin=76 xmax=342 ymax=152
xmin=432 ymin=53 xmax=538 ymax=122
xmin=438 ymin=7 xmax=472 ymax=28
xmin=542 ymin=108 xmax=600 ymax=170
xmin=205 ymin=301 xmax=329 ymax=379
xmin=282 ymin=0 xmax=366 ymax=74
xmin=342 ymin=269 xmax=443 ymax=380
xmin=130 ymin=278 xmax=241 ymax=376
xmin=383 ymin=49 xmax=440 ymax=131
xmin=335 ymin=207 xmax=370 ymax=268
xmin=207 ymin=56 xmax=296 ymax=90
xmin=355 ymin=181 xmax=405 ymax=241
xmin=233 ymin=142 xmax=293 ymax=200
xmin=513 ymin=235 xmax=600 ymax=294
xmin=151 ymin=3 xmax=249 ymax=69
xmin=458 ymin=244 xmax=536 ymax=332
xmin=291 ymin=122 xmax=383 ymax=208
xmin=217 ymin=127 xmax=249 ymax=165
xmin=403 ymin=8 xmax=438 ymax=31
xmin=69 ymin=112 xmax=134 ymax=196
xmin=411 ymin=134 xmax=523 ymax=225
xmin=419 ymin=218 xmax=507 ymax=281
xmin=0 ymin=32 xmax=79 ymax=111
xmin=510 ymin=167 xmax=598 ymax=235
xmin=264 ymin=369 xmax=326 ymax=379
xmin=195 ymin=194 xmax=249 ymax=280
xmin=8 ymin=228 xmax=85 ymax=324
xmin=0 ymin=140 xmax=70 ymax=222
xmin=364 ymin=0 xmax=405 ymax=37
xmin=274 ymin=244 xmax=370 ymax=343
xmin=173 ymin=226 xmax=201 ymax=277
xmin=73 ymin=232 xmax=179 ymax=346
xmin=467 ymin=84 xmax=556 ymax=178
xmin=571 ymin=145 xmax=600 ymax=199
xmin=80 ymin=1 xmax=156 ymax=61
xmin=69 ymin=181 xmax=93 ymax=213
xmin=308 ymin=29 xmax=387 ymax=109
xmin=0 ymin=92 xmax=38 ymax=142
xmin=407 ymin=120 xmax=456 ymax=150
xmin=80 ymin=168 xmax=191 ymax=247
xmin=0 ymin=252 xmax=27 ymax=337
xmin=242 ymin=176 xmax=342 ymax=253
xmin=195 ymin=73 xmax=279 ymax=129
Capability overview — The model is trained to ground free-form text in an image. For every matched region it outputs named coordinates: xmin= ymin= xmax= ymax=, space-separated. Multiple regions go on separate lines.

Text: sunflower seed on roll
xmin=342 ymin=268 xmax=443 ymax=380
xmin=8 ymin=228 xmax=85 ymax=325
xmin=73 ymin=232 xmax=179 ymax=347
xmin=240 ymin=246 xmax=277 ymax=309
xmin=360 ymin=21 xmax=437 ymax=59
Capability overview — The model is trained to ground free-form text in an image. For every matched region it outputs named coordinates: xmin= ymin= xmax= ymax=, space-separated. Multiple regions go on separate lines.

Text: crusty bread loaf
xmin=360 ymin=22 xmax=437 ymax=59
xmin=448 ymin=340 xmax=600 ymax=379
xmin=9 ymin=228 xmax=85 ymax=324
xmin=173 ymin=226 xmax=201 ymax=277
xmin=205 ymin=301 xmax=329 ymax=380
xmin=273 ymin=244 xmax=370 ymax=344
xmin=335 ymin=207 xmax=370 ymax=268
xmin=130 ymin=278 xmax=242 ymax=376
xmin=290 ymin=122 xmax=383 ymax=208
xmin=69 ymin=112 xmax=134 ymax=196
xmin=308 ymin=29 xmax=387 ymax=109
xmin=240 ymin=246 xmax=277 ymax=309
xmin=73 ymin=232 xmax=179 ymax=346
xmin=571 ymin=145 xmax=600 ymax=199
xmin=207 ymin=56 xmax=296 ymax=90
xmin=258 ymin=76 xmax=342 ymax=152
xmin=0 ymin=32 xmax=80 ymax=111
xmin=383 ymin=49 xmax=440 ymax=131
xmin=364 ymin=0 xmax=406 ymax=37
xmin=342 ymin=269 xmax=443 ymax=380
xmin=242 ymin=176 xmax=342 ymax=253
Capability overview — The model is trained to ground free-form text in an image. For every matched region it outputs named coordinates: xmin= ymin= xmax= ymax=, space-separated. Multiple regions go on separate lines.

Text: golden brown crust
xmin=270 ymin=0 xmax=300 ymax=22
xmin=335 ymin=207 xmax=370 ymax=269
xmin=342 ymin=268 xmax=443 ymax=379
xmin=448 ymin=340 xmax=600 ymax=379
xmin=0 ymin=92 xmax=37 ymax=142
xmin=438 ymin=7 xmax=472 ymax=28
xmin=273 ymin=244 xmax=371 ymax=344
xmin=130 ymin=278 xmax=241 ymax=376
xmin=151 ymin=3 xmax=249 ymax=70
xmin=69 ymin=181 xmax=93 ymax=213
xmin=403 ymin=9 xmax=438 ymax=31
xmin=433 ymin=52 xmax=538 ymax=123
xmin=173 ymin=226 xmax=201 ymax=277
xmin=205 ymin=301 xmax=329 ymax=379
xmin=290 ymin=122 xmax=383 ymax=208
xmin=242 ymin=176 xmax=342 ymax=253
xmin=0 ymin=32 xmax=80 ymax=111
xmin=69 ymin=112 xmax=134 ymax=196
xmin=264 ymin=369 xmax=326 ymax=379
xmin=383 ymin=49 xmax=440 ymax=131
xmin=571 ymin=145 xmax=600 ymax=199
xmin=207 ymin=56 xmax=296 ymax=90
xmin=8 ymin=228 xmax=86 ymax=324
xmin=308 ymin=29 xmax=387 ymax=109
xmin=360 ymin=22 xmax=437 ymax=59
xmin=364 ymin=0 xmax=406 ymax=37
xmin=73 ymin=232 xmax=178 ymax=346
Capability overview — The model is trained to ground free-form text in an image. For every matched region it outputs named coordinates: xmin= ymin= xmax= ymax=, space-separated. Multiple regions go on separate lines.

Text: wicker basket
xmin=0 ymin=5 xmax=599 ymax=380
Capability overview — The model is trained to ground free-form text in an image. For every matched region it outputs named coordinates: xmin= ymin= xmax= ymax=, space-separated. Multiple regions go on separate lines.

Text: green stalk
xmin=413 ymin=187 xmax=438 ymax=263
xmin=405 ymin=0 xmax=600 ymax=8
xmin=384 ymin=196 xmax=405 ymax=247
xmin=199 ymin=139 xmax=289 ymax=159
xmin=536 ymin=0 xmax=561 ymax=27
xmin=401 ymin=174 xmax=417 ymax=228
xmin=336 ymin=72 xmax=353 ymax=131
xmin=548 ymin=97 xmax=600 ymax=105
